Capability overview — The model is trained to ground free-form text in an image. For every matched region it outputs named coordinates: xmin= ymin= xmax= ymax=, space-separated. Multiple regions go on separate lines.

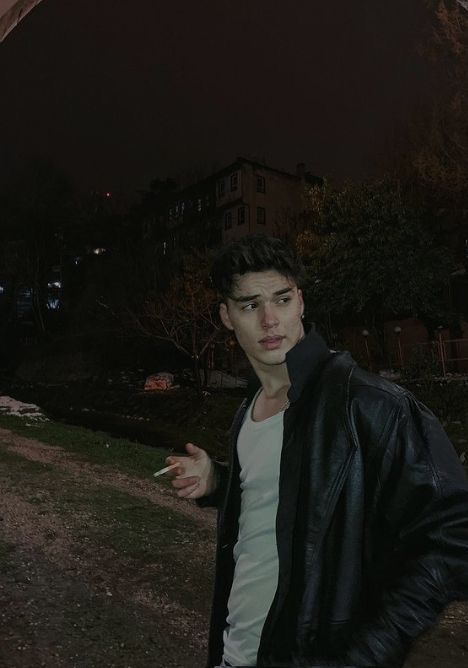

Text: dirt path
xmin=0 ymin=427 xmax=467 ymax=668
xmin=0 ymin=427 xmax=215 ymax=668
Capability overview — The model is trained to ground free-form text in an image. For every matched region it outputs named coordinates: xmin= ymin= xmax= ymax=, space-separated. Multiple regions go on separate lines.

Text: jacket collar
xmin=245 ymin=329 xmax=332 ymax=404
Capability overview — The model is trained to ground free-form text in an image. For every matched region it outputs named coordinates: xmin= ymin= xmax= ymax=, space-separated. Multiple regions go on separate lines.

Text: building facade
xmin=160 ymin=157 xmax=320 ymax=250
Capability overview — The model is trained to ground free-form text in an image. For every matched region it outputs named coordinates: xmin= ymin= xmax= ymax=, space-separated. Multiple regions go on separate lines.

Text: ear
xmin=219 ymin=302 xmax=234 ymax=331
xmin=297 ymin=288 xmax=304 ymax=317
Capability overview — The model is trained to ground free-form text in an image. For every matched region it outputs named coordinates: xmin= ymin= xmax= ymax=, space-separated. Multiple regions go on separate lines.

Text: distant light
xmin=93 ymin=248 xmax=107 ymax=255
xmin=105 ymin=192 xmax=112 ymax=198
xmin=47 ymin=281 xmax=62 ymax=289
xmin=74 ymin=256 xmax=82 ymax=265
xmin=0 ymin=285 xmax=4 ymax=294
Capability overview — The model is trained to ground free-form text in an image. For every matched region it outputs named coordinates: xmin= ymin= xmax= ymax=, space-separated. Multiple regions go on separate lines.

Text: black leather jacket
xmin=198 ymin=331 xmax=468 ymax=667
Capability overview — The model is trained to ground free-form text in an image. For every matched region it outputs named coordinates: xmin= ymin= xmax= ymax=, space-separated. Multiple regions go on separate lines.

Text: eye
xmin=242 ymin=303 xmax=257 ymax=311
xmin=277 ymin=297 xmax=291 ymax=304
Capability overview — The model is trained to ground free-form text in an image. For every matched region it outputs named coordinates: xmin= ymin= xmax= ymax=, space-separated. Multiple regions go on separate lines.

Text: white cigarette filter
xmin=153 ymin=462 xmax=179 ymax=478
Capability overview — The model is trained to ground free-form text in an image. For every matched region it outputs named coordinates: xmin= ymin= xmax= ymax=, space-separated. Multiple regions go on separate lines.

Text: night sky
xmin=0 ymin=0 xmax=434 ymax=196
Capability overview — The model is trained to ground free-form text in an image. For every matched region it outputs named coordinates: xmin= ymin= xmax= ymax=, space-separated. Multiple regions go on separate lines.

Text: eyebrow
xmin=231 ymin=287 xmax=293 ymax=303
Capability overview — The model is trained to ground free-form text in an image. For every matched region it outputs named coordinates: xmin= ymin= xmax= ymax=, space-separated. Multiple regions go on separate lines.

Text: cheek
xmin=233 ymin=321 xmax=257 ymax=347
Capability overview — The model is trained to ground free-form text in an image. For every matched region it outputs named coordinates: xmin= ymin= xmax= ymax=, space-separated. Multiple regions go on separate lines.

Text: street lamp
xmin=437 ymin=325 xmax=447 ymax=377
xmin=394 ymin=326 xmax=404 ymax=369
xmin=361 ymin=329 xmax=372 ymax=371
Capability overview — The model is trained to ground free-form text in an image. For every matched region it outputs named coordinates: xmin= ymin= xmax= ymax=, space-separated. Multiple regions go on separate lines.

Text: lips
xmin=259 ymin=336 xmax=285 ymax=349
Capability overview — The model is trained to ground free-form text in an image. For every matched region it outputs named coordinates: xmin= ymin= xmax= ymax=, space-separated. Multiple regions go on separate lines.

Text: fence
xmin=400 ymin=335 xmax=468 ymax=377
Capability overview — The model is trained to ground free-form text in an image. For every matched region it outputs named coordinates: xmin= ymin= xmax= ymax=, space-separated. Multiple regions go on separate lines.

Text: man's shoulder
xmin=319 ymin=352 xmax=419 ymax=455
xmin=322 ymin=351 xmax=411 ymax=411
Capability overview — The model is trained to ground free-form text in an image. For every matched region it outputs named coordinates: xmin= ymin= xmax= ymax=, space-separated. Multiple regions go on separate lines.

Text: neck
xmin=248 ymin=356 xmax=291 ymax=400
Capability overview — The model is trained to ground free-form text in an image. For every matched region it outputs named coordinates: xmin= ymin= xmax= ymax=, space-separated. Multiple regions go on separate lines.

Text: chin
xmin=260 ymin=350 xmax=287 ymax=365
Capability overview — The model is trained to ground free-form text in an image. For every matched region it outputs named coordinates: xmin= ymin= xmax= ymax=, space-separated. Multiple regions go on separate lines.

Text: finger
xmin=185 ymin=442 xmax=200 ymax=455
xmin=161 ymin=462 xmax=183 ymax=477
xmin=165 ymin=456 xmax=186 ymax=475
xmin=171 ymin=476 xmax=199 ymax=489
xmin=177 ymin=481 xmax=200 ymax=498
xmin=166 ymin=455 xmax=183 ymax=465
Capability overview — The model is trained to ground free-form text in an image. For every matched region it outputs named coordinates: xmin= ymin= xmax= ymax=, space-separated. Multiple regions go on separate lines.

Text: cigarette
xmin=153 ymin=462 xmax=179 ymax=478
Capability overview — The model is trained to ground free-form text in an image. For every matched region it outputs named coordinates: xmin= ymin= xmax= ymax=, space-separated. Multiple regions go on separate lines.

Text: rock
xmin=144 ymin=372 xmax=177 ymax=391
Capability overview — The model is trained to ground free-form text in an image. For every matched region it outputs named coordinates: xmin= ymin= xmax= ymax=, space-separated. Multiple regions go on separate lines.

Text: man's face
xmin=219 ymin=270 xmax=305 ymax=369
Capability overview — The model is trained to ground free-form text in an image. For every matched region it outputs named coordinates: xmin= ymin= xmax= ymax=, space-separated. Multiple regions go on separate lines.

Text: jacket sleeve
xmin=343 ymin=393 xmax=468 ymax=667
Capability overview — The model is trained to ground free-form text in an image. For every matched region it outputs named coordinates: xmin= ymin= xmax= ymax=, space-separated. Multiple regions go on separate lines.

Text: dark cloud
xmin=0 ymin=0 xmax=433 ymax=194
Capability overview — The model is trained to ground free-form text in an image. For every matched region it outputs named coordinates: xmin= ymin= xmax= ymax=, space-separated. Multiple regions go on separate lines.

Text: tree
xmin=297 ymin=179 xmax=454 ymax=361
xmin=381 ymin=1 xmax=467 ymax=269
xmin=126 ymin=250 xmax=222 ymax=395
xmin=415 ymin=1 xmax=468 ymax=194
xmin=0 ymin=160 xmax=76 ymax=334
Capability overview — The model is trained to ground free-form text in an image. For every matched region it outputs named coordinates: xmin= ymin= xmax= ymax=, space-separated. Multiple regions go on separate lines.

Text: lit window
xmin=230 ymin=172 xmax=239 ymax=191
xmin=237 ymin=207 xmax=245 ymax=225
xmin=197 ymin=198 xmax=202 ymax=212
xmin=257 ymin=207 xmax=266 ymax=225
xmin=225 ymin=212 xmax=232 ymax=230
xmin=217 ymin=179 xmax=225 ymax=198
xmin=256 ymin=175 xmax=266 ymax=193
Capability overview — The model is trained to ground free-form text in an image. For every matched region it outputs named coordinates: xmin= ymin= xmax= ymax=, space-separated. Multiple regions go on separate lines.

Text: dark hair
xmin=210 ymin=234 xmax=305 ymax=300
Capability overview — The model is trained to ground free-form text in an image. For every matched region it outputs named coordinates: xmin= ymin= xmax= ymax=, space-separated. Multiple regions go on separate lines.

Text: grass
xmin=55 ymin=481 xmax=204 ymax=562
xmin=0 ymin=428 xmax=215 ymax=617
xmin=0 ymin=413 xmax=169 ymax=479
xmin=0 ymin=430 xmax=210 ymax=569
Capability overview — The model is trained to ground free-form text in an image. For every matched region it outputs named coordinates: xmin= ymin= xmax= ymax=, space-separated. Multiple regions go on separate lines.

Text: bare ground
xmin=0 ymin=427 xmax=466 ymax=668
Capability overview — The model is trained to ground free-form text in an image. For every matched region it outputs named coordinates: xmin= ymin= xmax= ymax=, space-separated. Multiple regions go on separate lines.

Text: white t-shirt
xmin=223 ymin=390 xmax=285 ymax=667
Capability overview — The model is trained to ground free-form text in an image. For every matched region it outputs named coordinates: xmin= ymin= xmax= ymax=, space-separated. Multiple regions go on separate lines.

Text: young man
xmin=166 ymin=234 xmax=468 ymax=668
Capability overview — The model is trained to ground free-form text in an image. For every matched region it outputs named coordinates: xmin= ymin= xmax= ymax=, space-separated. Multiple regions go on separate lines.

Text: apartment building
xmin=215 ymin=157 xmax=319 ymax=242
xmin=163 ymin=157 xmax=320 ymax=249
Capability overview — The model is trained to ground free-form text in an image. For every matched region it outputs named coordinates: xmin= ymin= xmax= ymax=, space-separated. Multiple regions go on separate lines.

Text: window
xmin=230 ymin=172 xmax=239 ymax=191
xmin=225 ymin=211 xmax=232 ymax=230
xmin=217 ymin=179 xmax=225 ymax=198
xmin=257 ymin=206 xmax=266 ymax=225
xmin=256 ymin=175 xmax=266 ymax=193
xmin=237 ymin=206 xmax=245 ymax=225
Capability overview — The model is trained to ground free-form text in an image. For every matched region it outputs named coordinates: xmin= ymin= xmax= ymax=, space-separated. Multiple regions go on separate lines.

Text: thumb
xmin=185 ymin=442 xmax=200 ymax=456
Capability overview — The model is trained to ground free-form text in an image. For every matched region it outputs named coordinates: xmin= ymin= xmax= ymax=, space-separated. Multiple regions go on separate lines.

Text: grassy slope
xmin=0 ymin=413 xmax=169 ymax=478
xmin=0 ymin=415 xmax=215 ymax=609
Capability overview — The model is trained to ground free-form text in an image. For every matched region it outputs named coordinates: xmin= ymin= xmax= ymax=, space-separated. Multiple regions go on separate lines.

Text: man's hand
xmin=165 ymin=443 xmax=217 ymax=499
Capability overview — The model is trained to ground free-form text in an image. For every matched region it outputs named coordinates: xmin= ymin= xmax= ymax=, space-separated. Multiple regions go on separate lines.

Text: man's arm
xmin=343 ymin=394 xmax=468 ymax=667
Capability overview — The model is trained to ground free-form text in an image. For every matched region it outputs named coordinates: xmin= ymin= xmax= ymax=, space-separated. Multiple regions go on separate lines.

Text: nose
xmin=261 ymin=304 xmax=279 ymax=329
